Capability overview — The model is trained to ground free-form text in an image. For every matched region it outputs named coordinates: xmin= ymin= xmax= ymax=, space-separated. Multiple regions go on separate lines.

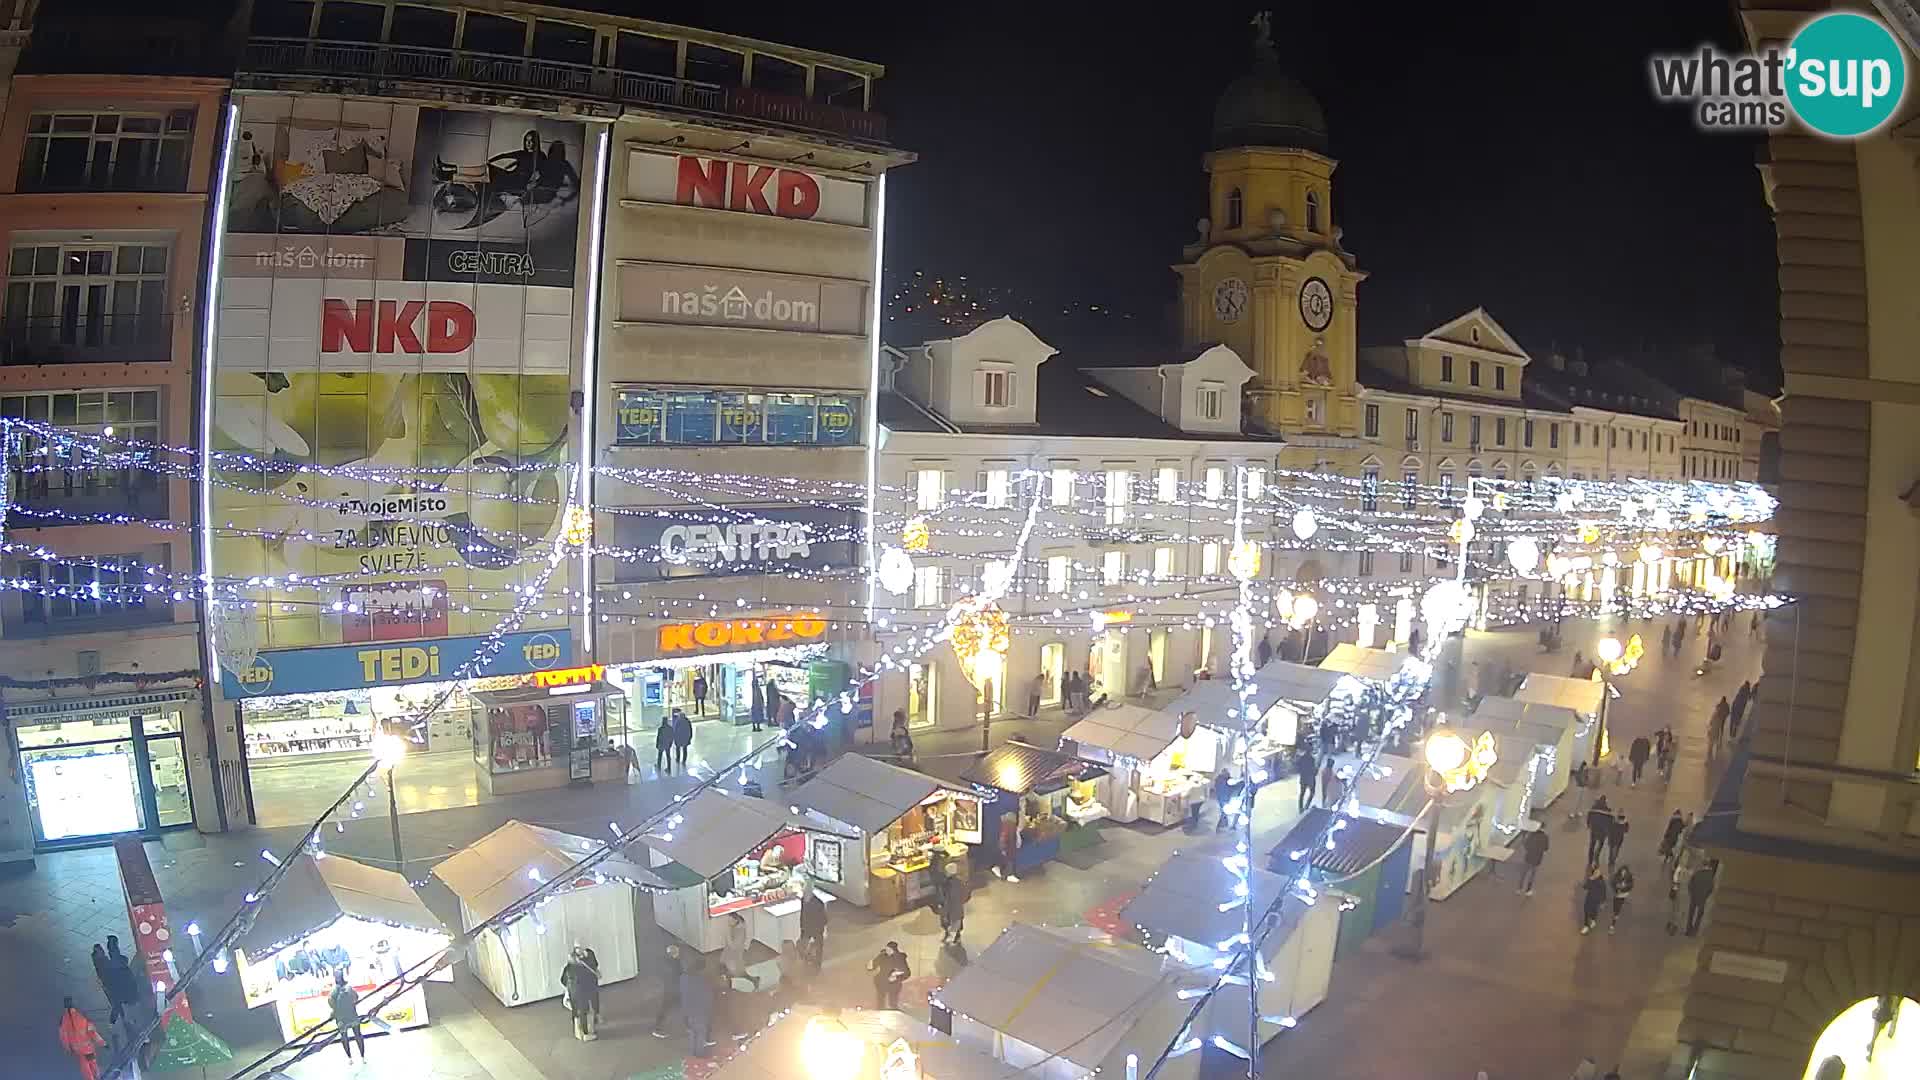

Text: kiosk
xmin=715 ymin=1006 xmax=1010 ymax=1080
xmin=1469 ymin=696 xmax=1582 ymax=808
xmin=470 ymin=676 xmax=629 ymax=796
xmin=644 ymin=788 xmax=851 ymax=953
xmin=1513 ymin=673 xmax=1607 ymax=766
xmin=1269 ymin=807 xmax=1413 ymax=957
xmin=789 ymin=754 xmax=984 ymax=915
xmin=1058 ymin=703 xmax=1217 ymax=826
xmin=1318 ymin=643 xmax=1407 ymax=682
xmin=432 ymin=820 xmax=653 ymax=1005
xmin=960 ymin=741 xmax=1108 ymax=877
xmin=1347 ymin=744 xmax=1526 ymax=900
xmin=1159 ymin=660 xmax=1367 ymax=779
xmin=231 ymin=854 xmax=450 ymax=1040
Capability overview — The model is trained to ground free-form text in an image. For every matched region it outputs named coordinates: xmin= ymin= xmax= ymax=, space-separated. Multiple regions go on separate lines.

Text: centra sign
xmin=657 ymin=613 xmax=828 ymax=654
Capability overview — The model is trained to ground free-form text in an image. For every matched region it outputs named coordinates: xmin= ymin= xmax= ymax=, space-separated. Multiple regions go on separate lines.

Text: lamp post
xmin=371 ymin=732 xmax=408 ymax=871
xmin=1396 ymin=725 xmax=1480 ymax=962
xmin=1593 ymin=637 xmax=1622 ymax=767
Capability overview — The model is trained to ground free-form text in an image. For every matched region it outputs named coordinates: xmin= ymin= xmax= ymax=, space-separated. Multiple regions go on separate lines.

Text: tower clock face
xmin=1212 ymin=277 xmax=1249 ymax=324
xmin=1299 ymin=277 xmax=1334 ymax=332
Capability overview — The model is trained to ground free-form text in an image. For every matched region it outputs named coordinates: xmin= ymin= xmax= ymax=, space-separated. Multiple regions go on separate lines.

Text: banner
xmin=221 ymin=630 xmax=571 ymax=698
xmin=617 ymin=262 xmax=867 ymax=334
xmin=610 ymin=506 xmax=859 ymax=582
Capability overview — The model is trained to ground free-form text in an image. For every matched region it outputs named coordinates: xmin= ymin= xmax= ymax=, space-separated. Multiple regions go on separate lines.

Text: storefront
xmin=231 ymin=853 xmax=450 ymax=1042
xmin=1059 ymin=703 xmax=1218 ymax=827
xmin=222 ymin=631 xmax=576 ymax=828
xmin=790 ymin=753 xmax=984 ymax=914
xmin=469 ymin=672 xmax=628 ymax=795
xmin=960 ymin=740 xmax=1107 ymax=877
xmin=643 ymin=788 xmax=852 ymax=953
xmin=9 ymin=689 xmax=200 ymax=848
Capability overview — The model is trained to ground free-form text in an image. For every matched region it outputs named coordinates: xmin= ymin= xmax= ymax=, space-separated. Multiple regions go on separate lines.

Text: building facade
xmin=1679 ymin=395 xmax=1749 ymax=483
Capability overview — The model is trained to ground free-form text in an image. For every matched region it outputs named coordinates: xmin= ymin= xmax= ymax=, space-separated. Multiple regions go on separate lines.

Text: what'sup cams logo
xmin=1651 ymin=12 xmax=1908 ymax=138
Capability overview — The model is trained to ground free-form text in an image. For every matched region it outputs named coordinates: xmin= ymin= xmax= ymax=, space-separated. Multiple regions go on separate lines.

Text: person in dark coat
xmin=1294 ymin=750 xmax=1317 ymax=812
xmin=1659 ymin=809 xmax=1687 ymax=872
xmin=655 ymin=716 xmax=676 ymax=776
xmin=692 ymin=672 xmax=709 ymax=716
xmin=1255 ymin=635 xmax=1273 ymax=669
xmin=1212 ymin=770 xmax=1237 ymax=833
xmin=798 ymin=891 xmax=827 ymax=972
xmin=328 ymin=971 xmax=366 ymax=1061
xmin=751 ymin=677 xmax=766 ymax=732
xmin=868 ymin=941 xmax=910 ymax=1009
xmin=1516 ymin=827 xmax=1550 ymax=895
xmin=1608 ymin=864 xmax=1635 ymax=934
xmin=1730 ymin=680 xmax=1753 ymax=739
xmin=1606 ymin=810 xmax=1630 ymax=866
xmin=91 ymin=946 xmax=125 ymax=1025
xmin=938 ymin=864 xmax=970 ymax=946
xmin=561 ymin=946 xmax=601 ymax=1040
xmin=1585 ymin=795 xmax=1613 ymax=867
xmin=680 ymin=953 xmax=716 ymax=1057
xmin=1627 ymin=735 xmax=1652 ymax=786
xmin=1580 ymin=866 xmax=1609 ymax=934
xmin=1685 ymin=860 xmax=1718 ymax=936
xmin=649 ymin=942 xmax=683 ymax=1039
xmin=671 ymin=707 xmax=693 ymax=770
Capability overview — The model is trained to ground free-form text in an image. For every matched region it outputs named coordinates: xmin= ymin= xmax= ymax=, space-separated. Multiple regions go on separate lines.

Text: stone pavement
xmin=0 ymin=615 xmax=1758 ymax=1080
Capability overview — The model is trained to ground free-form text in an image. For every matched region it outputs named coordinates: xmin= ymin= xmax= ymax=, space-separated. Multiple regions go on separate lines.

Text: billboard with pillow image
xmin=214 ymin=95 xmax=587 ymax=656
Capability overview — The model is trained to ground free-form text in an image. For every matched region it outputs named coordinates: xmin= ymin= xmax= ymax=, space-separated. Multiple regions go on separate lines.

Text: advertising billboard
xmin=213 ymin=95 xmax=586 ymax=656
xmin=624 ymin=150 xmax=870 ymax=227
xmin=616 ymin=262 xmax=868 ymax=335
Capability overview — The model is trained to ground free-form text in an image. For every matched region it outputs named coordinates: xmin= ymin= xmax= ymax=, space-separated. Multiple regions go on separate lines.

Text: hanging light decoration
xmin=1290 ymin=508 xmax=1318 ymax=540
xmin=1506 ymin=537 xmax=1540 ymax=574
xmin=876 ymin=547 xmax=914 ymax=595
xmin=901 ymin=516 xmax=930 ymax=552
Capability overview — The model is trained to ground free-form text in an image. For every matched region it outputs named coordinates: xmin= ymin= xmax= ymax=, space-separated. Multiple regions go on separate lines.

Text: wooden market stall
xmin=1346 ymin=743 xmax=1529 ymax=901
xmin=1513 ymin=672 xmax=1608 ymax=766
xmin=959 ymin=740 xmax=1107 ymax=877
xmin=1058 ymin=703 xmax=1218 ymax=826
xmin=789 ymin=753 xmax=985 ymax=915
xmin=232 ymin=854 xmax=451 ymax=1040
xmin=1470 ymin=696 xmax=1583 ymax=808
xmin=432 ymin=819 xmax=654 ymax=1006
xmin=713 ymin=1005 xmax=1014 ymax=1080
xmin=1158 ymin=660 xmax=1367 ymax=780
xmin=643 ymin=788 xmax=854 ymax=953
xmin=1318 ymin=643 xmax=1408 ymax=682
xmin=1268 ymin=807 xmax=1413 ymax=958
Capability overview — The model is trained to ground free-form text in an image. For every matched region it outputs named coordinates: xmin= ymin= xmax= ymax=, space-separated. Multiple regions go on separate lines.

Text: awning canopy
xmin=791 ymin=754 xmax=975 ymax=835
xmin=1269 ymin=806 xmax=1413 ymax=879
xmin=645 ymin=788 xmax=842 ymax=879
xmin=433 ymin=820 xmax=667 ymax=924
xmin=236 ymin=854 xmax=443 ymax=958
xmin=714 ymin=1006 xmax=1014 ymax=1080
xmin=1060 ymin=702 xmax=1185 ymax=763
xmin=1471 ymin=696 xmax=1579 ymax=746
xmin=1159 ymin=659 xmax=1360 ymax=729
xmin=1318 ymin=643 xmax=1406 ymax=681
xmin=1121 ymin=849 xmax=1289 ymax=948
xmin=1513 ymin=673 xmax=1606 ymax=717
xmin=960 ymin=740 xmax=1104 ymax=796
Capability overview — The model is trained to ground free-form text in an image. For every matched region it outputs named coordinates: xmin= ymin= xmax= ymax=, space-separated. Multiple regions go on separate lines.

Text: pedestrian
xmin=722 ymin=912 xmax=754 ymax=986
xmin=58 ymin=997 xmax=106 ymax=1080
xmin=1628 ymin=734 xmax=1651 ymax=786
xmin=1295 ymin=749 xmax=1317 ymax=812
xmin=649 ymin=942 xmax=683 ymax=1038
xmin=692 ymin=671 xmax=709 ymax=716
xmin=1569 ymin=760 xmax=1593 ymax=821
xmin=1659 ymin=809 xmax=1686 ymax=873
xmin=653 ymin=713 xmax=676 ymax=775
xmin=1751 ymin=611 xmax=1762 ymax=638
xmin=1516 ymin=825 xmax=1550 ymax=896
xmin=1212 ymin=769 xmax=1237 ymax=832
xmin=938 ymin=863 xmax=969 ymax=946
xmin=993 ymin=808 xmax=1022 ymax=881
xmin=1580 ymin=866 xmax=1608 ymax=935
xmin=1661 ymin=625 xmax=1672 ymax=655
xmin=561 ymin=945 xmax=600 ymax=1040
xmin=1320 ymin=757 xmax=1339 ymax=809
xmin=795 ymin=890 xmax=827 ymax=973
xmin=1709 ymin=697 xmax=1730 ymax=758
xmin=1028 ymin=671 xmax=1046 ymax=717
xmin=751 ymin=676 xmax=765 ymax=732
xmin=1609 ymin=863 xmax=1635 ymax=934
xmin=1585 ymin=795 xmax=1613 ymax=867
xmin=889 ymin=710 xmax=914 ymax=762
xmin=1607 ymin=809 xmax=1629 ymax=866
xmin=1731 ymin=680 xmax=1753 ymax=739
xmin=328 ymin=971 xmax=366 ymax=1062
xmin=1256 ymin=635 xmax=1273 ymax=669
xmin=868 ymin=941 xmax=910 ymax=1009
xmin=1686 ymin=859 xmax=1719 ymax=935
xmin=91 ymin=946 xmax=124 ymax=1027
xmin=1568 ymin=650 xmax=1586 ymax=679
xmin=1674 ymin=617 xmax=1686 ymax=650
xmin=1136 ymin=659 xmax=1155 ymax=696
xmin=680 ymin=953 xmax=716 ymax=1058
xmin=672 ymin=706 xmax=693 ymax=770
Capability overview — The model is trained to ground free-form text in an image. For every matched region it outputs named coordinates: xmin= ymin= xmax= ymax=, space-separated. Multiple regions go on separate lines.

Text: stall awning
xmin=646 ymin=788 xmax=840 ymax=880
xmin=433 ymin=820 xmax=669 ymax=924
xmin=960 ymin=740 xmax=1104 ymax=797
xmin=1059 ymin=703 xmax=1184 ymax=763
xmin=790 ymin=753 xmax=973 ymax=835
xmin=936 ymin=923 xmax=1209 ymax=1071
xmin=1318 ymin=644 xmax=1406 ymax=681
xmin=236 ymin=854 xmax=443 ymax=958
xmin=1513 ymin=673 xmax=1605 ymax=717
xmin=1269 ymin=807 xmax=1413 ymax=879
xmin=715 ymin=1006 xmax=1015 ymax=1080
xmin=1470 ymin=696 xmax=1579 ymax=747
xmin=1122 ymin=850 xmax=1288 ymax=948
xmin=1159 ymin=660 xmax=1358 ymax=728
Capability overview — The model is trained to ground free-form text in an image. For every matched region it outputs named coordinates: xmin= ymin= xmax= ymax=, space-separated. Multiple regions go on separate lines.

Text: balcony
xmin=10 ymin=468 xmax=171 ymax=525
xmin=0 ymin=314 xmax=174 ymax=367
xmin=239 ymin=38 xmax=889 ymax=145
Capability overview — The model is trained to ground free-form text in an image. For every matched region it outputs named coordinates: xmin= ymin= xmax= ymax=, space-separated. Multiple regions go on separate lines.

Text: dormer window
xmin=980 ymin=366 xmax=1013 ymax=408
xmin=1470 ymin=327 xmax=1480 ymax=344
xmin=1305 ymin=190 xmax=1321 ymax=233
xmin=1226 ymin=188 xmax=1243 ymax=229
xmin=1196 ymin=382 xmax=1225 ymax=421
xmin=1495 ymin=366 xmax=1507 ymax=391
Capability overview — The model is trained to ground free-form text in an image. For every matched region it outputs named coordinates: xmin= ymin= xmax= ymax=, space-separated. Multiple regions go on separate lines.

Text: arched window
xmin=1305 ymin=190 xmax=1321 ymax=233
xmin=1226 ymin=188 xmax=1244 ymax=229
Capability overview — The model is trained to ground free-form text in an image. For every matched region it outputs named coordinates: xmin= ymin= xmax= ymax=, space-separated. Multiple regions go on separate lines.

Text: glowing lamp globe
xmin=1290 ymin=508 xmax=1317 ymax=540
xmin=1703 ymin=535 xmax=1725 ymax=555
xmin=1462 ymin=495 xmax=1486 ymax=521
xmin=1425 ymin=728 xmax=1470 ymax=776
xmin=876 ymin=547 xmax=914 ymax=596
xmin=371 ymin=732 xmax=408 ymax=770
xmin=1638 ymin=544 xmax=1662 ymax=565
xmin=1292 ymin=595 xmax=1319 ymax=624
xmin=1228 ymin=541 xmax=1262 ymax=581
xmin=1420 ymin=580 xmax=1472 ymax=632
xmin=1506 ymin=537 xmax=1540 ymax=574
xmin=1597 ymin=637 xmax=1624 ymax=664
xmin=801 ymin=1015 xmax=866 ymax=1080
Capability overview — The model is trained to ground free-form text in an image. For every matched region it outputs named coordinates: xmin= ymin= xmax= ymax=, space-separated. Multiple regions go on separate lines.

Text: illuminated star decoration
xmin=901 ymin=516 xmax=930 ymax=552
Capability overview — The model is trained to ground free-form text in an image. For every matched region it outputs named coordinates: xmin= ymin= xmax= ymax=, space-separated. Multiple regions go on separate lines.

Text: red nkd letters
xmin=321 ymin=299 xmax=476 ymax=354
xmin=674 ymin=156 xmax=822 ymax=219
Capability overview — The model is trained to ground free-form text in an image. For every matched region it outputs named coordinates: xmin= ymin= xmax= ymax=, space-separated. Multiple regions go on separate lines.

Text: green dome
xmin=1211 ymin=55 xmax=1327 ymax=153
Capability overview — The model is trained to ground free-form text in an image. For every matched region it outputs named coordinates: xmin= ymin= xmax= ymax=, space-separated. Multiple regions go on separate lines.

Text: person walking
xmin=751 ymin=676 xmax=766 ymax=732
xmin=1585 ymin=795 xmax=1613 ymax=868
xmin=655 ymin=715 xmax=676 ymax=776
xmin=1294 ymin=749 xmax=1317 ymax=812
xmin=1320 ymin=757 xmax=1339 ymax=809
xmin=1656 ymin=726 xmax=1677 ymax=783
xmin=671 ymin=707 xmax=693 ymax=771
xmin=1708 ymin=698 xmax=1729 ymax=760
xmin=680 ymin=954 xmax=716 ymax=1058
xmin=1628 ymin=735 xmax=1652 ymax=787
xmin=561 ymin=946 xmax=601 ymax=1040
xmin=798 ymin=890 xmax=827 ymax=972
xmin=328 ymin=971 xmax=366 ymax=1063
xmin=1212 ymin=769 xmax=1237 ymax=832
xmin=1608 ymin=864 xmax=1635 ymax=934
xmin=1685 ymin=860 xmax=1719 ymax=936
xmin=1660 ymin=625 xmax=1672 ymax=656
xmin=868 ymin=941 xmax=910 ymax=1009
xmin=1028 ymin=671 xmax=1046 ymax=717
xmin=1731 ymin=680 xmax=1753 ymax=739
xmin=692 ymin=672 xmax=709 ymax=716
xmin=1580 ymin=866 xmax=1609 ymax=935
xmin=91 ymin=946 xmax=124 ymax=1027
xmin=1751 ymin=611 xmax=1762 ymax=638
xmin=889 ymin=710 xmax=914 ymax=762
xmin=649 ymin=942 xmax=683 ymax=1038
xmin=58 ymin=998 xmax=106 ymax=1080
xmin=1568 ymin=760 xmax=1593 ymax=821
xmin=938 ymin=863 xmax=970 ymax=946
xmin=1658 ymin=809 xmax=1686 ymax=874
xmin=1516 ymin=826 xmax=1550 ymax=896
xmin=1606 ymin=809 xmax=1630 ymax=867
xmin=722 ymin=912 xmax=754 ymax=987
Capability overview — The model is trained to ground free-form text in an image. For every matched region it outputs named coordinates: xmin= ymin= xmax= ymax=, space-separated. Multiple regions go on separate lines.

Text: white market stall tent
xmin=1470 ymin=696 xmax=1583 ymax=808
xmin=1059 ymin=703 xmax=1218 ymax=825
xmin=933 ymin=923 xmax=1215 ymax=1080
xmin=1346 ymin=746 xmax=1526 ymax=901
xmin=1513 ymin=672 xmax=1607 ymax=765
xmin=789 ymin=753 xmax=985 ymax=913
xmin=1121 ymin=850 xmax=1336 ymax=1043
xmin=713 ymin=1006 xmax=1015 ymax=1080
xmin=1158 ymin=660 xmax=1367 ymax=781
xmin=232 ymin=853 xmax=451 ymax=1041
xmin=1318 ymin=643 xmax=1407 ymax=682
xmin=433 ymin=820 xmax=655 ymax=1006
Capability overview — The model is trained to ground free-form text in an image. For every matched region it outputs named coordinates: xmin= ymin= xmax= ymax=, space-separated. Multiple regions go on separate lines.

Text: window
xmin=1573 ymin=424 xmax=1582 ymax=446
xmin=1304 ymin=394 xmax=1325 ymax=427
xmin=1402 ymin=470 xmax=1418 ymax=510
xmin=1358 ymin=550 xmax=1375 ymax=577
xmin=1156 ymin=466 xmax=1179 ymax=503
xmin=1523 ymin=419 xmax=1535 ymax=448
xmin=1441 ymin=412 xmax=1455 ymax=443
xmin=1244 ymin=467 xmax=1266 ymax=499
xmin=1469 ymin=415 xmax=1482 ymax=447
xmin=982 ymin=468 xmax=1011 ymax=509
xmin=16 ymin=552 xmax=164 ymax=631
xmin=5 ymin=390 xmax=166 ymax=521
xmin=6 ymin=242 xmax=172 ymax=356
xmin=1152 ymin=547 xmax=1173 ymax=581
xmin=1550 ymin=423 xmax=1560 ymax=449
xmin=1047 ymin=555 xmax=1071 ymax=594
xmin=1495 ymin=418 xmax=1507 ymax=446
xmin=1398 ymin=550 xmax=1414 ymax=573
xmin=1592 ymin=425 xmax=1600 ymax=445
xmin=913 ymin=566 xmax=943 ymax=608
xmin=1469 ymin=360 xmax=1482 ymax=387
xmin=914 ymin=469 xmax=946 ymax=511
xmin=1204 ymin=466 xmax=1226 ymax=500
xmin=1201 ymin=542 xmax=1222 ymax=576
xmin=1470 ymin=327 xmax=1481 ymax=343
xmin=1226 ymin=188 xmax=1243 ymax=229
xmin=1102 ymin=550 xmax=1126 ymax=586
xmin=981 ymin=368 xmax=1013 ymax=408
xmin=1441 ymin=355 xmax=1454 ymax=382
xmin=1364 ymin=404 xmax=1380 ymax=438
xmin=19 ymin=110 xmax=195 ymax=192
xmin=1104 ymin=469 xmax=1131 ymax=525
xmin=1522 ymin=465 xmax=1536 ymax=484
xmin=1609 ymin=428 xmax=1617 ymax=449
xmin=613 ymin=388 xmax=861 ymax=447
xmin=1050 ymin=467 xmax=1074 ymax=507
xmin=1405 ymin=409 xmax=1419 ymax=442
xmin=1495 ymin=366 xmax=1507 ymax=391
xmin=1439 ymin=472 xmax=1454 ymax=499
xmin=1361 ymin=466 xmax=1380 ymax=512
xmin=1305 ymin=190 xmax=1321 ymax=232
xmin=1196 ymin=383 xmax=1224 ymax=421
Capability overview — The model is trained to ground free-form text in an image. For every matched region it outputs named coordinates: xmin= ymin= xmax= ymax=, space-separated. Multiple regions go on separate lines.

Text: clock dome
xmin=1211 ymin=20 xmax=1328 ymax=154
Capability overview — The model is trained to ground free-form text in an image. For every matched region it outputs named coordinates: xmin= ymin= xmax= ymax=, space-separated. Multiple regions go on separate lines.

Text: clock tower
xmin=1174 ymin=13 xmax=1365 ymax=448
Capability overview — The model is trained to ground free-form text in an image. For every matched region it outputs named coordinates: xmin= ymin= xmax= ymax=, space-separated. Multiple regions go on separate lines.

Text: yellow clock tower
xmin=1174 ymin=13 xmax=1365 ymax=465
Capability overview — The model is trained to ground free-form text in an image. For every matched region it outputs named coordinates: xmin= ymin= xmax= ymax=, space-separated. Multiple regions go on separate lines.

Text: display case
xmin=470 ymin=682 xmax=628 ymax=795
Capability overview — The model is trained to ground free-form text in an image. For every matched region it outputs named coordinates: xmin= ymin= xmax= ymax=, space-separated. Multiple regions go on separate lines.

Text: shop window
xmin=19 ymin=111 xmax=194 ymax=192
xmin=16 ymin=703 xmax=192 ymax=841
xmin=612 ymin=387 xmax=860 ymax=447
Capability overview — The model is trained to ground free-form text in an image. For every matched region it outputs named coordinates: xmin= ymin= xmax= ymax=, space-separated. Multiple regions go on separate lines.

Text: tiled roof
xmin=1359 ymin=364 xmax=1572 ymax=415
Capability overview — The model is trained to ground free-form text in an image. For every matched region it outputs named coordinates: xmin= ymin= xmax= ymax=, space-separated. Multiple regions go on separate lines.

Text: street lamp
xmin=371 ymin=732 xmax=408 ymax=871
xmin=1398 ymin=725 xmax=1496 ymax=962
xmin=1591 ymin=637 xmax=1623 ymax=767
xmin=801 ymin=1013 xmax=866 ymax=1080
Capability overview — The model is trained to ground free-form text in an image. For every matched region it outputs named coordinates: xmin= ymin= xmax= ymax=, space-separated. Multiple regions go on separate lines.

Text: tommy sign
xmin=613 ymin=506 xmax=857 ymax=582
xmin=618 ymin=263 xmax=867 ymax=335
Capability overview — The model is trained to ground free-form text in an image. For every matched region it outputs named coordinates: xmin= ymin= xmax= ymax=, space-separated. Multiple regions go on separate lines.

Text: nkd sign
xmin=323 ymin=299 xmax=476 ymax=354
xmin=626 ymin=150 xmax=870 ymax=228
xmin=618 ymin=263 xmax=867 ymax=335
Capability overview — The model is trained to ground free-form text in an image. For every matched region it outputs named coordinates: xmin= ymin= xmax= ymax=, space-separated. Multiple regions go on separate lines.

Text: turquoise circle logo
xmin=1786 ymin=13 xmax=1907 ymax=138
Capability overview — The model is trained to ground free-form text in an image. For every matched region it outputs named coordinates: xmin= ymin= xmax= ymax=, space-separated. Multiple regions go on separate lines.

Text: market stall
xmin=789 ymin=754 xmax=984 ymax=915
xmin=1158 ymin=660 xmax=1367 ymax=780
xmin=1122 ymin=849 xmax=1336 ymax=1041
xmin=1347 ymin=744 xmax=1525 ymax=901
xmin=470 ymin=678 xmax=629 ymax=796
xmin=1268 ymin=807 xmax=1412 ymax=958
xmin=1513 ymin=673 xmax=1608 ymax=767
xmin=932 ymin=923 xmax=1212 ymax=1080
xmin=960 ymin=741 xmax=1108 ymax=877
xmin=232 ymin=854 xmax=450 ymax=1041
xmin=1318 ymin=643 xmax=1407 ymax=682
xmin=1470 ymin=696 xmax=1582 ymax=808
xmin=714 ymin=1005 xmax=1011 ymax=1080
xmin=643 ymin=788 xmax=852 ymax=953
xmin=432 ymin=819 xmax=654 ymax=1006
xmin=1058 ymin=703 xmax=1217 ymax=826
